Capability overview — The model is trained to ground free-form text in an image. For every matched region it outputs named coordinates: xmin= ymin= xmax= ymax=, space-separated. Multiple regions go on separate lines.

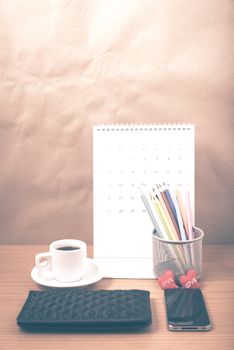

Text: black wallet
xmin=17 ymin=289 xmax=152 ymax=332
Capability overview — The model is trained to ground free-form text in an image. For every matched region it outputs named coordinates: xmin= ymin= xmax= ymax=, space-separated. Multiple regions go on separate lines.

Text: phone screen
xmin=164 ymin=288 xmax=211 ymax=331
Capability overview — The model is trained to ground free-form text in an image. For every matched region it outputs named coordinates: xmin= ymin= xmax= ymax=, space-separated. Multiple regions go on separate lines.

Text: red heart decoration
xmin=158 ymin=270 xmax=178 ymax=289
xmin=180 ymin=269 xmax=200 ymax=288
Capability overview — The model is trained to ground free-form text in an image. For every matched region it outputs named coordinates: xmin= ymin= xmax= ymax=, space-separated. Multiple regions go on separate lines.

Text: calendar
xmin=93 ymin=124 xmax=195 ymax=278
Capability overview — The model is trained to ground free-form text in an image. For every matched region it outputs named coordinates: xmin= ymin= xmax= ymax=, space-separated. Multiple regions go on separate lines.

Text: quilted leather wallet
xmin=17 ymin=289 xmax=152 ymax=331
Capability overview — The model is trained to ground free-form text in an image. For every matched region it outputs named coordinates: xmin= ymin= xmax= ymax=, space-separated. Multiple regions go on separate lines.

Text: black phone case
xmin=17 ymin=289 xmax=152 ymax=332
xmin=164 ymin=288 xmax=211 ymax=331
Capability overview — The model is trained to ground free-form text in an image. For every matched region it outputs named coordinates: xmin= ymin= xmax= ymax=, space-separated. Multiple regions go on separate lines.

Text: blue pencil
xmin=164 ymin=188 xmax=178 ymax=225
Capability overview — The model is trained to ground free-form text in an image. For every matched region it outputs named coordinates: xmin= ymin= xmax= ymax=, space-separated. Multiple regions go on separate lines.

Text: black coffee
xmin=57 ymin=246 xmax=80 ymax=251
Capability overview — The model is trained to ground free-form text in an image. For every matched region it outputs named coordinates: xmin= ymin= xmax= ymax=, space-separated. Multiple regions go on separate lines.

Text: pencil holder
xmin=152 ymin=227 xmax=204 ymax=284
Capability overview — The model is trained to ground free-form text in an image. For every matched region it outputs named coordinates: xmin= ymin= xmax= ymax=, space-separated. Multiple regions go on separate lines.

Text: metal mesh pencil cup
xmin=152 ymin=227 xmax=204 ymax=283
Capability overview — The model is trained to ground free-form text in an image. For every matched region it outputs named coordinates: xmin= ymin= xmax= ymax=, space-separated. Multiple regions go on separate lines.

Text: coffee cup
xmin=35 ymin=239 xmax=87 ymax=282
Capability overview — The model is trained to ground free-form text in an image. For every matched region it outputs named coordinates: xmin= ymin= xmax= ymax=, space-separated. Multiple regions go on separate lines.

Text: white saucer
xmin=31 ymin=258 xmax=104 ymax=288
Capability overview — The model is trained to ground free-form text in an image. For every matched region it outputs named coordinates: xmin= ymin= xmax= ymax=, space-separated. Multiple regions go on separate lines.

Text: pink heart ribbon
xmin=179 ymin=269 xmax=200 ymax=288
xmin=158 ymin=270 xmax=178 ymax=289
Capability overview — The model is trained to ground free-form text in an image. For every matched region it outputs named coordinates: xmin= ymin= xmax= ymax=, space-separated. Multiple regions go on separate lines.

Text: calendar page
xmin=93 ymin=124 xmax=195 ymax=278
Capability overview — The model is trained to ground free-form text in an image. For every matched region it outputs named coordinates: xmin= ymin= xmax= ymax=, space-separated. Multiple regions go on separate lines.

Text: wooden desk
xmin=0 ymin=245 xmax=233 ymax=350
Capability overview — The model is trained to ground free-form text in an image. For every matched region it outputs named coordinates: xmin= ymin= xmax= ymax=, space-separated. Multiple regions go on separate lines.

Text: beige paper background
xmin=0 ymin=0 xmax=233 ymax=244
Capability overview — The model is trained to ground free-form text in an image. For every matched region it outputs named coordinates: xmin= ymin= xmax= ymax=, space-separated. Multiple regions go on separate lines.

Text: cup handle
xmin=35 ymin=252 xmax=52 ymax=271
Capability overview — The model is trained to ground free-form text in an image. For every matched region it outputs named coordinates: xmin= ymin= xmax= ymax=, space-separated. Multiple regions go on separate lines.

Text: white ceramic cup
xmin=35 ymin=239 xmax=87 ymax=282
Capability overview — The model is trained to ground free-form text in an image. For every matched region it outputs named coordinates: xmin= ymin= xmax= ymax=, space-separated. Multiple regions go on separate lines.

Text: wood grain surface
xmin=0 ymin=245 xmax=233 ymax=350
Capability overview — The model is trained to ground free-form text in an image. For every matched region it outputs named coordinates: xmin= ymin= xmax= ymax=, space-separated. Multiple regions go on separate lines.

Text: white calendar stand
xmin=93 ymin=124 xmax=195 ymax=278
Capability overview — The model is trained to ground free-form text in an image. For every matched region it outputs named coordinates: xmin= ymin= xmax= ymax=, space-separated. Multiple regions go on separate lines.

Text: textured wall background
xmin=0 ymin=0 xmax=233 ymax=244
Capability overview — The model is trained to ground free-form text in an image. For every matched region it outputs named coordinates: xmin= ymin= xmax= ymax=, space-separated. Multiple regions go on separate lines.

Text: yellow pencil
xmin=176 ymin=189 xmax=189 ymax=239
xmin=152 ymin=186 xmax=181 ymax=241
xmin=151 ymin=193 xmax=176 ymax=241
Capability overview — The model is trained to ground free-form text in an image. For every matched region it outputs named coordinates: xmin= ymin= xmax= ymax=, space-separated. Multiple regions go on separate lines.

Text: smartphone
xmin=164 ymin=288 xmax=211 ymax=331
